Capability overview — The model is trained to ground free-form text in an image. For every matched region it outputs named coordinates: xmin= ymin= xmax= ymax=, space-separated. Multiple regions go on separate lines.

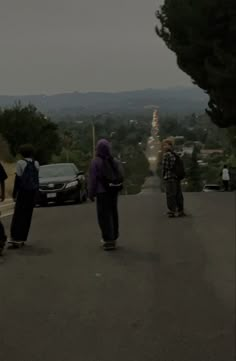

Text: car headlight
xmin=65 ymin=180 xmax=78 ymax=189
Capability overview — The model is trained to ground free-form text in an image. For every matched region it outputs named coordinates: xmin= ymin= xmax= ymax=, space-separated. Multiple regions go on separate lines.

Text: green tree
xmin=0 ymin=134 xmax=13 ymax=162
xmin=186 ymin=147 xmax=202 ymax=191
xmin=121 ymin=145 xmax=149 ymax=194
xmin=0 ymin=104 xmax=61 ymax=164
xmin=156 ymin=0 xmax=236 ymax=128
xmin=57 ymin=115 xmax=150 ymax=194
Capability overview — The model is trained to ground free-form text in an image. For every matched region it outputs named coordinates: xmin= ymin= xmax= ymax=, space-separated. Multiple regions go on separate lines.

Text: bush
xmin=0 ymin=134 xmax=14 ymax=162
xmin=0 ymin=104 xmax=61 ymax=164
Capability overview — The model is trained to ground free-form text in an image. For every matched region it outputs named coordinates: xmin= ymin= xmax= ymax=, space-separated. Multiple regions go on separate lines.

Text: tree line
xmin=0 ymin=104 xmax=150 ymax=194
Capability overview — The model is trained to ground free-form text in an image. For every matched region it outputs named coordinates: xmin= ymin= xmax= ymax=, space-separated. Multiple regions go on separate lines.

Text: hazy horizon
xmin=1 ymin=0 xmax=192 ymax=95
xmin=0 ymin=85 xmax=201 ymax=97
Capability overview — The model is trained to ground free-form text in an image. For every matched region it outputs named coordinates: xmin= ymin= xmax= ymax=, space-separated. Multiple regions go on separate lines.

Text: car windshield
xmin=39 ymin=164 xmax=77 ymax=178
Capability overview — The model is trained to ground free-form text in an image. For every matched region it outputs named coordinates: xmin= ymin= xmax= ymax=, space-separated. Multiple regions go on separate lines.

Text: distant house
xmin=194 ymin=141 xmax=203 ymax=148
xmin=183 ymin=145 xmax=194 ymax=155
xmin=174 ymin=136 xmax=185 ymax=145
xmin=197 ymin=160 xmax=208 ymax=167
xmin=175 ymin=136 xmax=185 ymax=141
xmin=201 ymin=149 xmax=224 ymax=158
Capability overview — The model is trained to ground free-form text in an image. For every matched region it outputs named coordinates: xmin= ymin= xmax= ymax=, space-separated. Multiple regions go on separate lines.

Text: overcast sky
xmin=0 ymin=0 xmax=191 ymax=95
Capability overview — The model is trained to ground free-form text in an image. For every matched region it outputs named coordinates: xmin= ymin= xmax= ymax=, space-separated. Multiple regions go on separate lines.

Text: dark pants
xmin=11 ymin=190 xmax=36 ymax=242
xmin=96 ymin=192 xmax=119 ymax=243
xmin=0 ymin=220 xmax=6 ymax=250
xmin=166 ymin=179 xmax=184 ymax=213
xmin=223 ymin=180 xmax=229 ymax=191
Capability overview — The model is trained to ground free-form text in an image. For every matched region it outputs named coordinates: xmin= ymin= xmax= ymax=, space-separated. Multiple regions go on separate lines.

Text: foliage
xmin=0 ymin=134 xmax=13 ymax=162
xmin=186 ymin=147 xmax=203 ymax=191
xmin=156 ymin=0 xmax=236 ymax=128
xmin=56 ymin=115 xmax=151 ymax=194
xmin=121 ymin=146 xmax=150 ymax=194
xmin=228 ymin=154 xmax=236 ymax=167
xmin=159 ymin=113 xmax=233 ymax=150
xmin=0 ymin=104 xmax=151 ymax=194
xmin=0 ymin=104 xmax=61 ymax=164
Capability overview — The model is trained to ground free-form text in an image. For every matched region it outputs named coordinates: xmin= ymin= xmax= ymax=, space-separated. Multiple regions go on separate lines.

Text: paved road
xmin=0 ymin=186 xmax=235 ymax=361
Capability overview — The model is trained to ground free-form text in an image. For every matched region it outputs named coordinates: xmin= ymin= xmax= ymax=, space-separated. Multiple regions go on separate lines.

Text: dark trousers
xmin=223 ymin=180 xmax=229 ymax=191
xmin=11 ymin=190 xmax=36 ymax=242
xmin=166 ymin=179 xmax=184 ymax=213
xmin=96 ymin=192 xmax=119 ymax=243
xmin=0 ymin=220 xmax=6 ymax=250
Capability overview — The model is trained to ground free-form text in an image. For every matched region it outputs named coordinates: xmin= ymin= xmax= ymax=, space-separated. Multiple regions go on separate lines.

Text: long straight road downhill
xmin=0 ymin=186 xmax=235 ymax=361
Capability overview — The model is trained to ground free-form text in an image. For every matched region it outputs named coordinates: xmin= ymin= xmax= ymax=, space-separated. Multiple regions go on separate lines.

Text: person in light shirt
xmin=222 ymin=165 xmax=230 ymax=191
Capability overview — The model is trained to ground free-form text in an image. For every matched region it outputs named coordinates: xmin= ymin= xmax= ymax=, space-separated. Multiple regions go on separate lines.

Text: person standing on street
xmin=0 ymin=162 xmax=8 ymax=255
xmin=162 ymin=139 xmax=186 ymax=218
xmin=222 ymin=165 xmax=230 ymax=191
xmin=10 ymin=145 xmax=39 ymax=247
xmin=88 ymin=139 xmax=123 ymax=251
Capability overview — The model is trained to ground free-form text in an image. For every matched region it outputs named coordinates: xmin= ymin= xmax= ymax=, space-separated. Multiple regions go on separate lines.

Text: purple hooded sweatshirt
xmin=88 ymin=139 xmax=113 ymax=199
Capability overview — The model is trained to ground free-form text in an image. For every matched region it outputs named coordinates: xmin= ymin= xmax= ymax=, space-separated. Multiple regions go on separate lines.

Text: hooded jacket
xmin=88 ymin=139 xmax=121 ymax=199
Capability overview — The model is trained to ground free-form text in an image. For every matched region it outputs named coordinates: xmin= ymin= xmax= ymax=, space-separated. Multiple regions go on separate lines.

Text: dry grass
xmin=1 ymin=162 xmax=16 ymax=199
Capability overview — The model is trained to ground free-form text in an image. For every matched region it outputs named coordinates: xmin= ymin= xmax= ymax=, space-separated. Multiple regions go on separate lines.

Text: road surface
xmin=0 ymin=183 xmax=235 ymax=361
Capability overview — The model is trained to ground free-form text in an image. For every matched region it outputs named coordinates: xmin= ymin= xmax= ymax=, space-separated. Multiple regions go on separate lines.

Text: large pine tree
xmin=156 ymin=0 xmax=236 ymax=128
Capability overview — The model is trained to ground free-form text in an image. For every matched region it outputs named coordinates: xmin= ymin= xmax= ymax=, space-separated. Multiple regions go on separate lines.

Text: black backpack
xmin=21 ymin=160 xmax=39 ymax=191
xmin=0 ymin=163 xmax=8 ymax=182
xmin=100 ymin=157 xmax=124 ymax=192
xmin=172 ymin=152 xmax=186 ymax=180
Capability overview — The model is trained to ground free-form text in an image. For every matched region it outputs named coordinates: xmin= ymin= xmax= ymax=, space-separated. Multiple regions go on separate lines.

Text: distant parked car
xmin=203 ymin=184 xmax=221 ymax=192
xmin=37 ymin=163 xmax=87 ymax=206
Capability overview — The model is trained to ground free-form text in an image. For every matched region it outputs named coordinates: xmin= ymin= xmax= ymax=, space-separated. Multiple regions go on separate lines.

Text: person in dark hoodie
xmin=88 ymin=139 xmax=123 ymax=251
xmin=10 ymin=144 xmax=39 ymax=247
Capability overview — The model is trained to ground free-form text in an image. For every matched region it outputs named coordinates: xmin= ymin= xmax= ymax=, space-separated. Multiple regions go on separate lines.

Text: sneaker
xmin=177 ymin=211 xmax=187 ymax=217
xmin=103 ymin=242 xmax=116 ymax=251
xmin=168 ymin=212 xmax=176 ymax=218
xmin=100 ymin=239 xmax=105 ymax=246
xmin=8 ymin=240 xmax=24 ymax=248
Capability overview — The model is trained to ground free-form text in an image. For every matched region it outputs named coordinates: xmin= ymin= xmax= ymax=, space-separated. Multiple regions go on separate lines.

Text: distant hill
xmin=0 ymin=87 xmax=208 ymax=116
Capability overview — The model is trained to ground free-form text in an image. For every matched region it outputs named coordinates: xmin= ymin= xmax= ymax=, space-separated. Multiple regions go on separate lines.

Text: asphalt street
xmin=0 ymin=184 xmax=235 ymax=361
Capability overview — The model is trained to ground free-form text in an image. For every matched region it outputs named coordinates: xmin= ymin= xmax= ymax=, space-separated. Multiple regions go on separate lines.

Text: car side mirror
xmin=78 ymin=171 xmax=84 ymax=176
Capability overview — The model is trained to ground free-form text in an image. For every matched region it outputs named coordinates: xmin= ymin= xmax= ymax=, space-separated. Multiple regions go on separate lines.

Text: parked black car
xmin=37 ymin=163 xmax=87 ymax=206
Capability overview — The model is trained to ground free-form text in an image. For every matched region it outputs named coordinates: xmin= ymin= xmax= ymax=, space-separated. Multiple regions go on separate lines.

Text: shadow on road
xmin=107 ymin=246 xmax=161 ymax=265
xmin=7 ymin=244 xmax=53 ymax=256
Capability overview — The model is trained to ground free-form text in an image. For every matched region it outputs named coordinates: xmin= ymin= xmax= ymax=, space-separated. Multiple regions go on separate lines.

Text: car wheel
xmin=40 ymin=201 xmax=48 ymax=207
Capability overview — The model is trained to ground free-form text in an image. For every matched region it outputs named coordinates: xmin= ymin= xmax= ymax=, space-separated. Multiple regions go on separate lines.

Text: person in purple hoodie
xmin=88 ymin=139 xmax=123 ymax=251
